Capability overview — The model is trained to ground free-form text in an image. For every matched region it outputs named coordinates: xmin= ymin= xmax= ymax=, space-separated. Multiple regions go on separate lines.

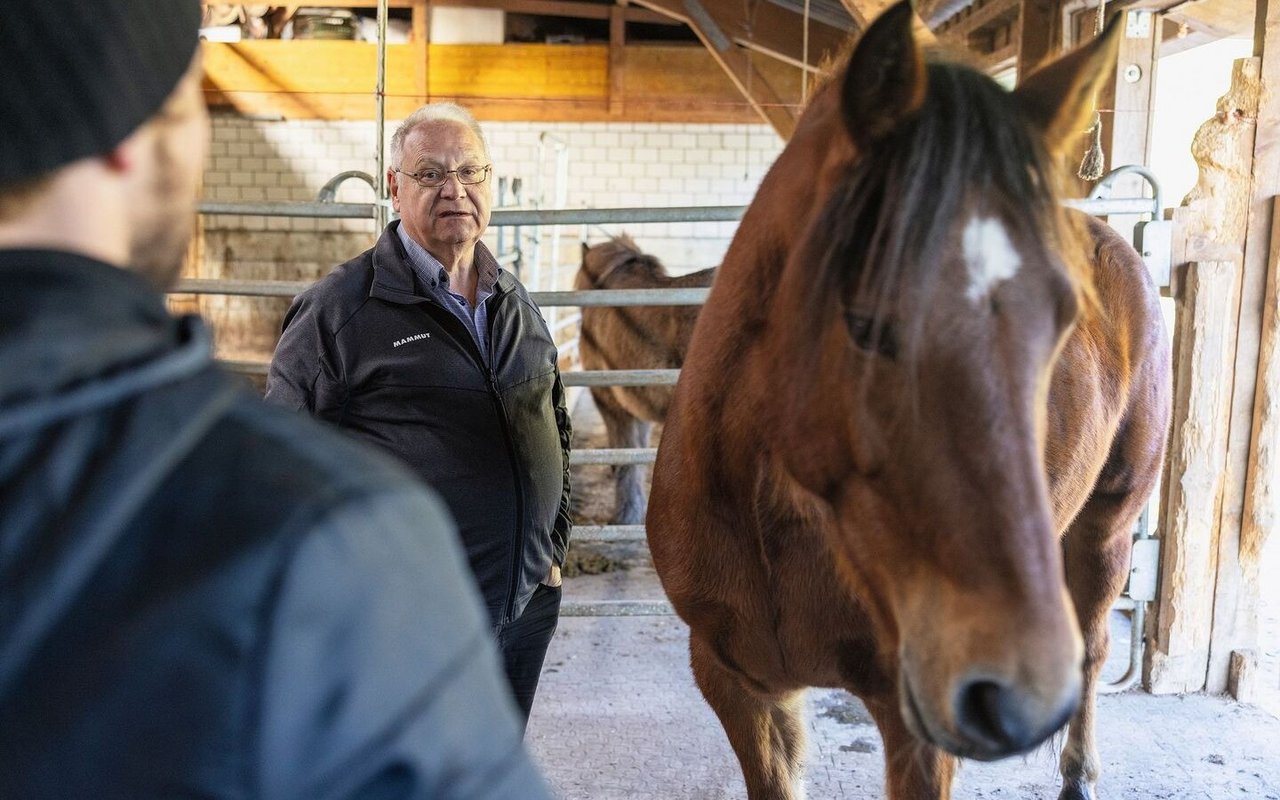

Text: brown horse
xmin=647 ymin=5 xmax=1170 ymax=800
xmin=575 ymin=236 xmax=716 ymax=524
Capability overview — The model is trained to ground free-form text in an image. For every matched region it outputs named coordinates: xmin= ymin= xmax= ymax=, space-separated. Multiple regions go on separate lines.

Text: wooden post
xmin=1016 ymin=0 xmax=1062 ymax=79
xmin=1095 ymin=6 xmax=1159 ymax=237
xmin=1149 ymin=2 xmax=1280 ymax=696
xmin=412 ymin=0 xmax=430 ymax=104
xmin=610 ymin=3 xmax=626 ymax=116
xmin=1146 ymin=57 xmax=1260 ymax=694
xmin=1203 ymin=0 xmax=1279 ymax=697
xmin=1147 ymin=260 xmax=1241 ymax=694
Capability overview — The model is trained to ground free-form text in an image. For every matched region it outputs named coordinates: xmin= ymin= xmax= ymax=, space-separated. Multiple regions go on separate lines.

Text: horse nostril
xmin=953 ymin=679 xmax=1050 ymax=757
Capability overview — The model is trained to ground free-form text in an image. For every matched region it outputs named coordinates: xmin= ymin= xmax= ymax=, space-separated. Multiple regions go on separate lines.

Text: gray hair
xmin=390 ymin=103 xmax=489 ymax=168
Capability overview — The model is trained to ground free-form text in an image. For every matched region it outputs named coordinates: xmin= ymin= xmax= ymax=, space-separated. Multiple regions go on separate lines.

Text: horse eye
xmin=845 ymin=313 xmax=897 ymax=359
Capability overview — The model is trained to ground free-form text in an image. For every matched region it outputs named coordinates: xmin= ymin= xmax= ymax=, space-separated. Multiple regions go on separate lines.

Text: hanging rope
xmin=1077 ymin=0 xmax=1108 ymax=180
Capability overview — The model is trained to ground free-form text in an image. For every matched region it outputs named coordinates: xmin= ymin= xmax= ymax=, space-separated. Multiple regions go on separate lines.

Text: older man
xmin=0 ymin=4 xmax=550 ymax=798
xmin=267 ymin=103 xmax=572 ymax=728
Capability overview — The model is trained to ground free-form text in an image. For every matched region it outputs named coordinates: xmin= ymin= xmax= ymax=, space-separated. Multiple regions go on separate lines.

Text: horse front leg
xmin=690 ymin=634 xmax=808 ymax=800
xmin=591 ymin=388 xmax=652 ymax=525
xmin=1058 ymin=494 xmax=1142 ymax=800
xmin=865 ymin=694 xmax=955 ymax=799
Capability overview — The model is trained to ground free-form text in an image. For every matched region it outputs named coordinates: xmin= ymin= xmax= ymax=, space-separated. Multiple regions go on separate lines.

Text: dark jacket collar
xmin=0 ymin=249 xmax=212 ymax=433
xmin=368 ymin=222 xmax=514 ymax=305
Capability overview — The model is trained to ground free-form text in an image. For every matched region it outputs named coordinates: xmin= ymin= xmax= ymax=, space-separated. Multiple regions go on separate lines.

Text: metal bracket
xmin=1128 ymin=537 xmax=1160 ymax=603
xmin=1136 ymin=218 xmax=1173 ymax=289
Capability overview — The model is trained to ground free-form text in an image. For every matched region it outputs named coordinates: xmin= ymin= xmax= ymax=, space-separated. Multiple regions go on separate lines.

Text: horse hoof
xmin=1057 ymin=780 xmax=1096 ymax=800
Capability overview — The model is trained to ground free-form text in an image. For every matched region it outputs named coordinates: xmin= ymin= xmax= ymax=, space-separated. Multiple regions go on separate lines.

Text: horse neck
xmin=670 ymin=98 xmax=850 ymax=474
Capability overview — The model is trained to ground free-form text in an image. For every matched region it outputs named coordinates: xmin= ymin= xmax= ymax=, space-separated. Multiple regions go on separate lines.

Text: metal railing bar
xmin=560 ymin=600 xmax=674 ymax=617
xmin=196 ymin=198 xmax=1158 ymax=225
xmin=171 ymin=280 xmax=712 ymax=307
xmin=196 ymin=202 xmax=747 ymax=226
xmin=492 ymin=205 xmax=745 ymax=226
xmin=573 ymin=525 xmax=648 ymax=543
xmin=199 ymin=201 xmax=374 ymax=218
xmin=535 ymin=288 xmax=709 ymax=306
xmin=222 ymin=360 xmax=269 ymax=376
xmin=218 ymin=360 xmax=679 ymax=389
xmin=1063 ymin=197 xmax=1159 ymax=217
xmin=569 ymin=448 xmax=655 ymax=466
xmin=563 ymin=370 xmax=679 ymax=387
xmin=171 ymin=279 xmax=310 ymax=297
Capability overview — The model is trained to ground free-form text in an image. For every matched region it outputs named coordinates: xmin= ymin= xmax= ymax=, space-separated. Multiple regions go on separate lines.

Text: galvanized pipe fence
xmin=186 ymin=178 xmax=1167 ymax=657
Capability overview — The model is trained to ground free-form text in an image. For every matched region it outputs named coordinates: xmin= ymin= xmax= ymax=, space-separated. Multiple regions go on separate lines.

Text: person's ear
xmin=103 ymin=129 xmax=145 ymax=175
xmin=387 ymin=168 xmax=402 ymax=213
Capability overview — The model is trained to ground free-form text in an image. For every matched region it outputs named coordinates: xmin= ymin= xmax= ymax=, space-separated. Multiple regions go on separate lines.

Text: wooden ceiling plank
xmin=699 ymin=0 xmax=851 ymax=71
xmin=631 ymin=0 xmax=799 ymax=137
xmin=207 ymin=0 xmax=681 ymax=25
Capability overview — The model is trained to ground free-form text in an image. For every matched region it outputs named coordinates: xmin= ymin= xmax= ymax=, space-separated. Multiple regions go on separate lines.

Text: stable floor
xmin=527 ymin=570 xmax=1280 ymax=799
xmin=528 ymin=394 xmax=1280 ymax=799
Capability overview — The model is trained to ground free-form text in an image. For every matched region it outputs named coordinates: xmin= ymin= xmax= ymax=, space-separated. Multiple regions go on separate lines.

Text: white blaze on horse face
xmin=963 ymin=216 xmax=1022 ymax=303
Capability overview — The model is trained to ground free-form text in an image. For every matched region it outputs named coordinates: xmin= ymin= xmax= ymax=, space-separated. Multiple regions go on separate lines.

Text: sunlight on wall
xmin=1149 ymin=37 xmax=1254 ymax=207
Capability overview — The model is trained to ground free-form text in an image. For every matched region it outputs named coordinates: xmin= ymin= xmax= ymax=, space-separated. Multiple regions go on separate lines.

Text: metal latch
xmin=1135 ymin=218 xmax=1173 ymax=289
xmin=1127 ymin=537 xmax=1161 ymax=603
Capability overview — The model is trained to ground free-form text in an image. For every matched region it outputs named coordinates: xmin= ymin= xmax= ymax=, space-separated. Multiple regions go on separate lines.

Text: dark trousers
xmin=495 ymin=582 xmax=561 ymax=731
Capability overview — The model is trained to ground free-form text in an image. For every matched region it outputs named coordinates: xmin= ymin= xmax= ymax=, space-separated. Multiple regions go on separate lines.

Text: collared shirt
xmin=396 ymin=222 xmax=499 ymax=364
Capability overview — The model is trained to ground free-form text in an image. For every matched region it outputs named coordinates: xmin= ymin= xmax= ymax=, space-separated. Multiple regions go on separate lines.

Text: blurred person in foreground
xmin=0 ymin=3 xmax=551 ymax=798
xmin=267 ymin=103 xmax=572 ymax=730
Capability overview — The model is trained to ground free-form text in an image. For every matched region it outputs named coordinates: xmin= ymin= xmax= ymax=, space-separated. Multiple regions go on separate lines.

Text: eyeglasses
xmin=394 ymin=164 xmax=492 ymax=189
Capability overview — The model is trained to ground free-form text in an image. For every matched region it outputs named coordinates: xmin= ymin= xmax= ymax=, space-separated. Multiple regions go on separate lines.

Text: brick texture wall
xmin=194 ymin=113 xmax=785 ymax=360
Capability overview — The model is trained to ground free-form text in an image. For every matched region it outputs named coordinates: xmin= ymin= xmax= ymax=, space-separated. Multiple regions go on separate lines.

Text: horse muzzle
xmin=902 ymin=665 xmax=1080 ymax=761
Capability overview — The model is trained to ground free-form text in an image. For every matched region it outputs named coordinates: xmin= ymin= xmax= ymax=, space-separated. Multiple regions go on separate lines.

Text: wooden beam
xmin=839 ymin=0 xmax=894 ymax=29
xmin=1016 ymin=0 xmax=1061 ymax=79
xmin=1148 ymin=56 xmax=1260 ymax=694
xmin=1204 ymin=0 xmax=1280 ymax=697
xmin=1094 ymin=7 xmax=1160 ymax=235
xmin=422 ymin=0 xmax=677 ymax=25
xmin=610 ymin=4 xmax=626 ymax=115
xmin=412 ymin=0 xmax=429 ymax=103
xmin=938 ymin=0 xmax=1020 ymax=42
xmin=699 ymin=0 xmax=852 ymax=72
xmin=630 ymin=0 xmax=800 ymax=138
xmin=1236 ymin=205 xmax=1280 ymax=676
xmin=201 ymin=40 xmax=768 ymax=124
xmin=1146 ymin=258 xmax=1240 ymax=695
xmin=240 ymin=0 xmax=679 ymax=24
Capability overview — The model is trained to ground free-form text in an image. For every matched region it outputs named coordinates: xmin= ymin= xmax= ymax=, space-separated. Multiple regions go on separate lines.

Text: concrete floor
xmin=527 ymin=565 xmax=1280 ymax=799
xmin=530 ymin=394 xmax=1280 ymax=799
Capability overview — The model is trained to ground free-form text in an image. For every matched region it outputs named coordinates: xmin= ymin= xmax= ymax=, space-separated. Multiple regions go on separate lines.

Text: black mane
xmin=809 ymin=60 xmax=1068 ymax=359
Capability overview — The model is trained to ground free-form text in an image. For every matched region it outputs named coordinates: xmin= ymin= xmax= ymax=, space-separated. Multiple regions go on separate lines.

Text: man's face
xmin=389 ymin=120 xmax=492 ymax=260
xmin=128 ymin=54 xmax=209 ymax=288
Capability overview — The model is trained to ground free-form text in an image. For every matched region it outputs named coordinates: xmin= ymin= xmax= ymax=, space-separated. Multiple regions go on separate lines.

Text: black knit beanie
xmin=0 ymin=0 xmax=201 ymax=186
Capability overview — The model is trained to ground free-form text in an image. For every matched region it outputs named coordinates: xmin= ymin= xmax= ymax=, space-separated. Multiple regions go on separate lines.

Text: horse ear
xmin=1012 ymin=14 xmax=1123 ymax=154
xmin=581 ymin=242 xmax=591 ymax=260
xmin=841 ymin=0 xmax=927 ymax=150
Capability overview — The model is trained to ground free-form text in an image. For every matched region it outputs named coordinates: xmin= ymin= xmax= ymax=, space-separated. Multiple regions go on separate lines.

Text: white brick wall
xmin=201 ymin=114 xmax=785 ymax=278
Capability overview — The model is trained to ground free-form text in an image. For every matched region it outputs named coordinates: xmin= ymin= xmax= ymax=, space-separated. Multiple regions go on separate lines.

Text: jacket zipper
xmin=419 ymin=289 xmax=526 ymax=623
xmin=482 ymin=291 xmax=527 ymax=625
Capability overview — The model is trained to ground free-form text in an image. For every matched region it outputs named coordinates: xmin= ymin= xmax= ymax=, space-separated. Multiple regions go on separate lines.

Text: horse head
xmin=577 ymin=235 xmax=669 ymax=289
xmin=764 ymin=2 xmax=1122 ymax=760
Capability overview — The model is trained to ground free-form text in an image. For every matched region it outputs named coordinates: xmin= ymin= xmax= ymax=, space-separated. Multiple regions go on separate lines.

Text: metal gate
xmin=181 ymin=167 xmax=1169 ymax=690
